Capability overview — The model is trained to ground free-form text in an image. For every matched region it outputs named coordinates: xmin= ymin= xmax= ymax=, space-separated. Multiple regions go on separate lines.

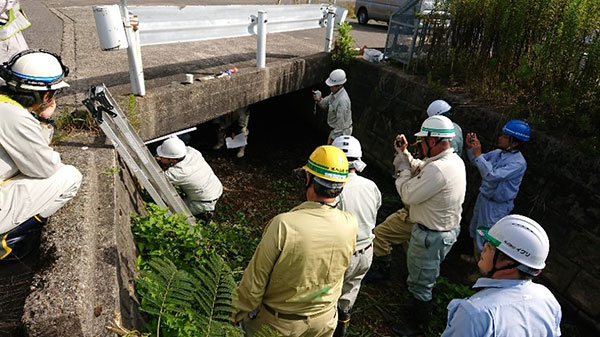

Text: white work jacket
xmin=164 ymin=147 xmax=222 ymax=202
xmin=318 ymin=87 xmax=352 ymax=135
xmin=337 ymin=172 xmax=381 ymax=251
xmin=0 ymin=95 xmax=61 ymax=181
xmin=395 ymin=148 xmax=466 ymax=231
xmin=0 ymin=1 xmax=30 ymax=41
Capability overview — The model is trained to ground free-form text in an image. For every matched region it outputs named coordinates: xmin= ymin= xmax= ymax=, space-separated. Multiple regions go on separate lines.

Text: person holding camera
xmin=313 ymin=69 xmax=352 ymax=145
xmin=462 ymin=120 xmax=529 ymax=265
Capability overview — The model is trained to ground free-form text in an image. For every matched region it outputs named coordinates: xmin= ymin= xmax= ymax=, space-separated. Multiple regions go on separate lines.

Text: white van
xmin=355 ymin=0 xmax=436 ymax=25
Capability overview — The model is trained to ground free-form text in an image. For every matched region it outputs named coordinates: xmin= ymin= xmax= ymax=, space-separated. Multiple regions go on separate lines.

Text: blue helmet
xmin=502 ymin=120 xmax=530 ymax=142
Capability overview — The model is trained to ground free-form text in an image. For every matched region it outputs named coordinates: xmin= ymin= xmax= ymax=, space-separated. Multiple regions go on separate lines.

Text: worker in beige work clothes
xmin=0 ymin=50 xmax=81 ymax=260
xmin=234 ymin=145 xmax=358 ymax=337
xmin=331 ymin=136 xmax=381 ymax=337
xmin=313 ymin=69 xmax=352 ymax=144
xmin=366 ymin=136 xmax=426 ymax=282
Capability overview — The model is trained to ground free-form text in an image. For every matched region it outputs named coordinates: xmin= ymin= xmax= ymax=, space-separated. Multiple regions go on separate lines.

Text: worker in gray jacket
xmin=0 ymin=50 xmax=82 ymax=260
xmin=156 ymin=137 xmax=223 ymax=221
xmin=313 ymin=69 xmax=353 ymax=144
xmin=332 ymin=135 xmax=382 ymax=337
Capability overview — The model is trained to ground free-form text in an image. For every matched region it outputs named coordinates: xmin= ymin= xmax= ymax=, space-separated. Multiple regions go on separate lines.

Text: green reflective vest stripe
xmin=0 ymin=4 xmax=31 ymax=41
xmin=0 ymin=93 xmax=22 ymax=107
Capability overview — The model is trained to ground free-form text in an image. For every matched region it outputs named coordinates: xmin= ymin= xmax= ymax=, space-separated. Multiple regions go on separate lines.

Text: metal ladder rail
xmin=83 ymin=84 xmax=196 ymax=228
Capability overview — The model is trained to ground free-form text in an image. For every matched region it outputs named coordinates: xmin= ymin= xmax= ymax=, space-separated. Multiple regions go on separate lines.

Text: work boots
xmin=365 ymin=255 xmax=392 ymax=282
xmin=333 ymin=309 xmax=351 ymax=337
xmin=236 ymin=146 xmax=245 ymax=158
xmin=0 ymin=215 xmax=46 ymax=261
xmin=392 ymin=297 xmax=433 ymax=337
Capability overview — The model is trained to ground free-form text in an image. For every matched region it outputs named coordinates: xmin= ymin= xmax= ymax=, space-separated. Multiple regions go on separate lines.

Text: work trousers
xmin=372 ymin=208 xmax=414 ymax=257
xmin=243 ymin=305 xmax=337 ymax=337
xmin=185 ymin=197 xmax=219 ymax=215
xmin=338 ymin=245 xmax=373 ymax=316
xmin=0 ymin=165 xmax=82 ymax=234
xmin=0 ymin=32 xmax=28 ymax=63
xmin=406 ymin=225 xmax=459 ymax=302
xmin=328 ymin=126 xmax=352 ymax=143
xmin=469 ymin=193 xmax=513 ymax=251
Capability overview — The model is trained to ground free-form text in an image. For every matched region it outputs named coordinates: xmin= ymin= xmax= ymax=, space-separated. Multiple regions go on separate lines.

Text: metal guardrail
xmin=92 ymin=2 xmax=348 ymax=96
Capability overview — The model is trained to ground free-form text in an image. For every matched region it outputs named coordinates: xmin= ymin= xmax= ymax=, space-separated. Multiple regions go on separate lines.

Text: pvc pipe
xmin=119 ymin=2 xmax=146 ymax=96
xmin=324 ymin=10 xmax=335 ymax=53
xmin=257 ymin=11 xmax=267 ymax=68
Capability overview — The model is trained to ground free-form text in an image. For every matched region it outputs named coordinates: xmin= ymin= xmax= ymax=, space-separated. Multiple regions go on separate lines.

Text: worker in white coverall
xmin=391 ymin=115 xmax=466 ymax=337
xmin=313 ymin=69 xmax=352 ymax=145
xmin=331 ymin=135 xmax=381 ymax=337
xmin=0 ymin=50 xmax=82 ymax=261
xmin=213 ymin=106 xmax=250 ymax=158
xmin=0 ymin=0 xmax=30 ymax=62
xmin=156 ymin=137 xmax=223 ymax=221
xmin=234 ymin=145 xmax=358 ymax=337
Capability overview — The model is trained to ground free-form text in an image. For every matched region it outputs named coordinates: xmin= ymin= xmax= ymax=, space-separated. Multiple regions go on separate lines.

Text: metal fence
xmin=383 ymin=0 xmax=440 ymax=66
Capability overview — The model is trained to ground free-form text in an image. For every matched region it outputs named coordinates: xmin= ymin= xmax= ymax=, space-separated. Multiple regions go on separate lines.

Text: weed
xmin=55 ymin=108 xmax=98 ymax=132
xmin=128 ymin=93 xmax=140 ymax=130
xmin=332 ymin=21 xmax=357 ymax=67
xmin=102 ymin=167 xmax=121 ymax=176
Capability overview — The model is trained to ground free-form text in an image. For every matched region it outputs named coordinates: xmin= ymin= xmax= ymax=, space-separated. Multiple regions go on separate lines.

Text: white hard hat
xmin=414 ymin=115 xmax=456 ymax=138
xmin=2 ymin=49 xmax=69 ymax=91
xmin=325 ymin=69 xmax=347 ymax=86
xmin=478 ymin=215 xmax=550 ymax=275
xmin=427 ymin=100 xmax=451 ymax=117
xmin=332 ymin=135 xmax=362 ymax=158
xmin=157 ymin=137 xmax=187 ymax=159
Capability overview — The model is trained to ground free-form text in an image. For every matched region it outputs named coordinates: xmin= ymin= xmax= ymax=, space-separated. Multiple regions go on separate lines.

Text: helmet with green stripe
xmin=414 ymin=115 xmax=455 ymax=138
xmin=303 ymin=145 xmax=348 ymax=183
xmin=477 ymin=215 xmax=549 ymax=276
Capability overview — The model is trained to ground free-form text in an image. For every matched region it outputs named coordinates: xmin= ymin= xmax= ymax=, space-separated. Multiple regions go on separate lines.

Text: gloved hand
xmin=393 ymin=153 xmax=410 ymax=173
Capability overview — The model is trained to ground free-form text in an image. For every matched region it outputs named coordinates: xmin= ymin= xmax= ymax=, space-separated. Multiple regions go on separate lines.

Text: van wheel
xmin=357 ymin=9 xmax=369 ymax=25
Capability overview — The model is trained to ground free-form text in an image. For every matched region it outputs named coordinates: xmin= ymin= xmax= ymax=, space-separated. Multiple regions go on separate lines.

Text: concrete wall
xmin=341 ymin=59 xmax=600 ymax=331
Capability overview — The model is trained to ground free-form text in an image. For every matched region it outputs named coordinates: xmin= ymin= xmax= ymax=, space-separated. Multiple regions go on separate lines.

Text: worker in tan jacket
xmin=234 ymin=145 xmax=358 ymax=337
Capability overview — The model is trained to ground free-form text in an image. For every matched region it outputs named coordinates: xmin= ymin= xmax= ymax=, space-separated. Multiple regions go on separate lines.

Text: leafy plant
xmin=137 ymin=256 xmax=238 ymax=337
xmin=54 ymin=108 xmax=99 ymax=132
xmin=332 ymin=22 xmax=357 ymax=67
xmin=426 ymin=276 xmax=476 ymax=335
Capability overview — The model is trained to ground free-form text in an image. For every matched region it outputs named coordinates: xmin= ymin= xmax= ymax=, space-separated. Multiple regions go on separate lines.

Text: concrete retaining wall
xmin=341 ymin=59 xmax=600 ymax=331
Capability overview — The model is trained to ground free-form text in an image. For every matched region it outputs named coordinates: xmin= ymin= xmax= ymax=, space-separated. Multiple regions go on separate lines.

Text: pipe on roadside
xmin=257 ymin=11 xmax=267 ymax=68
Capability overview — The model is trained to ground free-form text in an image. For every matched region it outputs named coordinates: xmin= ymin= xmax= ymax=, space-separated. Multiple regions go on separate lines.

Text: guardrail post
xmin=120 ymin=1 xmax=145 ymax=96
xmin=257 ymin=10 xmax=267 ymax=68
xmin=324 ymin=9 xmax=335 ymax=53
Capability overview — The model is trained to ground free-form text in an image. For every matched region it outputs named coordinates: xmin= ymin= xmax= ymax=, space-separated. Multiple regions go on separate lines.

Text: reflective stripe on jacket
xmin=0 ymin=2 xmax=30 ymax=41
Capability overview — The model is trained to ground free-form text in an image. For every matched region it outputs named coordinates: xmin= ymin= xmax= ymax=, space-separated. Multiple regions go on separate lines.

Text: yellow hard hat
xmin=303 ymin=145 xmax=349 ymax=183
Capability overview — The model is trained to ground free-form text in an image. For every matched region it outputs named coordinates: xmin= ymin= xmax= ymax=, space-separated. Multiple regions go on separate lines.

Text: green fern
xmin=137 ymin=255 xmax=239 ymax=337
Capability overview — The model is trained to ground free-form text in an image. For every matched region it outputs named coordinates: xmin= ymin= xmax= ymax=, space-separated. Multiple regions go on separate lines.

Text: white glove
xmin=393 ymin=153 xmax=410 ymax=173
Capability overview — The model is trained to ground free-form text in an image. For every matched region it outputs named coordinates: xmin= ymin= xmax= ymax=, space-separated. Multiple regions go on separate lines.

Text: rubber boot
xmin=1 ymin=215 xmax=46 ymax=261
xmin=333 ymin=310 xmax=350 ymax=337
xmin=365 ymin=255 xmax=392 ymax=282
xmin=392 ymin=298 xmax=432 ymax=337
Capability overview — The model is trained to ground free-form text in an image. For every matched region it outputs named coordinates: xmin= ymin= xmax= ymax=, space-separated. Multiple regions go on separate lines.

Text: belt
xmin=263 ymin=304 xmax=329 ymax=321
xmin=353 ymin=243 xmax=372 ymax=256
xmin=417 ymin=224 xmax=453 ymax=232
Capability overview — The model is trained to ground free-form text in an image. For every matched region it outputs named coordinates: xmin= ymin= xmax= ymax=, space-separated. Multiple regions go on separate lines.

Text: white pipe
xmin=324 ymin=10 xmax=335 ymax=53
xmin=92 ymin=5 xmax=128 ymax=50
xmin=144 ymin=127 xmax=198 ymax=145
xmin=256 ymin=10 xmax=267 ymax=68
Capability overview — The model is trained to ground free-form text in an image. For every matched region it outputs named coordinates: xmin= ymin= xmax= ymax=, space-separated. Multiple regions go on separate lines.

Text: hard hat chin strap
xmin=486 ymin=249 xmax=518 ymax=278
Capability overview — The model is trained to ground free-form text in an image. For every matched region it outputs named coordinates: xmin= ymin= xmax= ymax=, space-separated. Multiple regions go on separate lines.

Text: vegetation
xmin=418 ymin=0 xmax=600 ymax=152
xmin=333 ymin=22 xmax=357 ymax=67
